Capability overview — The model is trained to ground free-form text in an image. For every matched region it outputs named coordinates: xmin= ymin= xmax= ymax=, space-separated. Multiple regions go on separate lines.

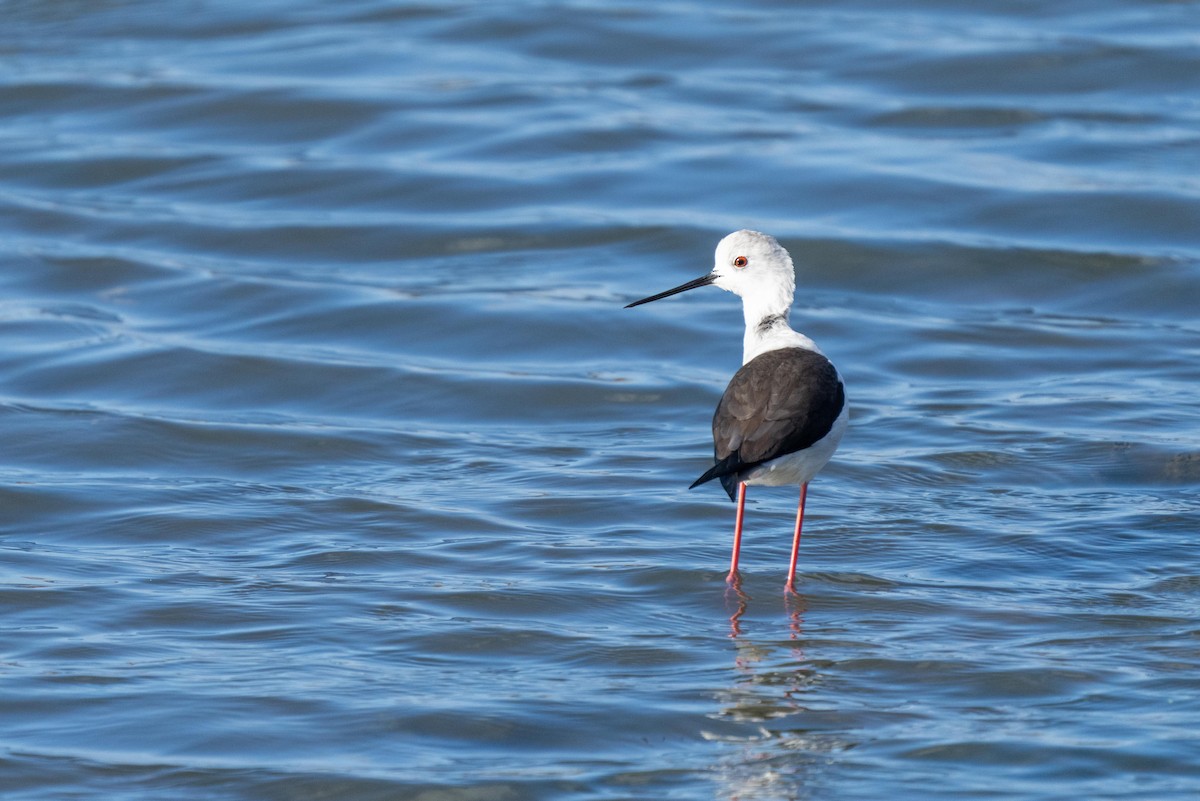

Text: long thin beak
xmin=624 ymin=273 xmax=716 ymax=308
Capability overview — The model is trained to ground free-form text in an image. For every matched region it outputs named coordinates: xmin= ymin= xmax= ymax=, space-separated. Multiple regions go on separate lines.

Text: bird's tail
xmin=690 ymin=459 xmax=741 ymax=502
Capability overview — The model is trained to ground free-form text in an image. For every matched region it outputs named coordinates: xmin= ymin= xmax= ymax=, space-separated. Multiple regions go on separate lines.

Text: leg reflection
xmin=785 ymin=589 xmax=806 ymax=659
xmin=725 ymin=571 xmax=748 ymax=639
xmin=709 ymin=587 xmax=840 ymax=800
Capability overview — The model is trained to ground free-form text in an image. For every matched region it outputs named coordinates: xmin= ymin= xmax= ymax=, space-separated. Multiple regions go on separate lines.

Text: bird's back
xmin=691 ymin=347 xmax=846 ymax=500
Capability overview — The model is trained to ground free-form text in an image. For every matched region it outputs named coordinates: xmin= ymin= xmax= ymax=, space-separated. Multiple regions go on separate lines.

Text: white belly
xmin=743 ymin=404 xmax=848 ymax=488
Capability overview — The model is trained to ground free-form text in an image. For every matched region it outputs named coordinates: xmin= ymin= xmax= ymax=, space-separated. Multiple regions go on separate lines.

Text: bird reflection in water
xmin=708 ymin=586 xmax=845 ymax=800
xmin=726 ymin=574 xmax=806 ymax=651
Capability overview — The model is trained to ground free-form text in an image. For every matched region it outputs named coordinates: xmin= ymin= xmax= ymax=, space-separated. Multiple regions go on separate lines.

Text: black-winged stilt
xmin=626 ymin=230 xmax=848 ymax=593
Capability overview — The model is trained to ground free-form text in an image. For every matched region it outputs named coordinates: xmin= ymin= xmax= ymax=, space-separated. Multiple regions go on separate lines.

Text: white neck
xmin=742 ymin=305 xmax=820 ymax=364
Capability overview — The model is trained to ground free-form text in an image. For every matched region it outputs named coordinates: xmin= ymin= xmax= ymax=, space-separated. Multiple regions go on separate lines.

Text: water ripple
xmin=2 ymin=1 xmax=1200 ymax=800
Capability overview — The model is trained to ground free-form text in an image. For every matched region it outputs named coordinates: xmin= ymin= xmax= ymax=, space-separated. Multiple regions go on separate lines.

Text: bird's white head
xmin=624 ymin=229 xmax=797 ymax=315
xmin=624 ymin=229 xmax=813 ymax=362
xmin=710 ymin=230 xmax=796 ymax=318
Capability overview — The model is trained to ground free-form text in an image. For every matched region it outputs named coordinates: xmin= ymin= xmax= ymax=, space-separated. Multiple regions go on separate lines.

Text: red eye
xmin=733 ymin=256 xmax=748 ymax=268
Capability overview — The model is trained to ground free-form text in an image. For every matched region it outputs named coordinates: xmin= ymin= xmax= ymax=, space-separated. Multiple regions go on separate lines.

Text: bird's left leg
xmin=784 ymin=483 xmax=808 ymax=594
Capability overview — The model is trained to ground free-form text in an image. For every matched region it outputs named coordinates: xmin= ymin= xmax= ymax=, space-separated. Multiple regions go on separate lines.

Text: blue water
xmin=3 ymin=1 xmax=1199 ymax=799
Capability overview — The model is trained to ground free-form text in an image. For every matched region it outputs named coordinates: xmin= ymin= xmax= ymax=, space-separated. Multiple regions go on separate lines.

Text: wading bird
xmin=626 ymin=230 xmax=847 ymax=593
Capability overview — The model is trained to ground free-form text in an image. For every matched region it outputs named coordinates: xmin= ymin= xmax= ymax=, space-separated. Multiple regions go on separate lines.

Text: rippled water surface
xmin=3 ymin=1 xmax=1199 ymax=799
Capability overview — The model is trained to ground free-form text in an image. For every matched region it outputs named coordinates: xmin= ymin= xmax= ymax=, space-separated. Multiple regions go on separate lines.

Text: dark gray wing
xmin=690 ymin=347 xmax=845 ymax=500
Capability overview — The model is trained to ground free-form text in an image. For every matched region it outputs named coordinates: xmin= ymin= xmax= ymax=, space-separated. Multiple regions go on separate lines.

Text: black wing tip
xmin=689 ymin=466 xmax=720 ymax=490
xmin=690 ymin=463 xmax=740 ymax=502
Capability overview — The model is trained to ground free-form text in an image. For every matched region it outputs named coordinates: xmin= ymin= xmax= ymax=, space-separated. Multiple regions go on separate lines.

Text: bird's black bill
xmin=624 ymin=273 xmax=716 ymax=308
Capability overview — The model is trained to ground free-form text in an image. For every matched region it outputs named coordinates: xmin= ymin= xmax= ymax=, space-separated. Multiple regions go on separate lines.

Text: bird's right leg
xmin=727 ymin=482 xmax=747 ymax=583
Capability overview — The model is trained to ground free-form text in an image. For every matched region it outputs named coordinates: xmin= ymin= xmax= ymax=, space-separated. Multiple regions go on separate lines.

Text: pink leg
xmin=726 ymin=482 xmax=747 ymax=583
xmin=785 ymin=483 xmax=808 ymax=594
